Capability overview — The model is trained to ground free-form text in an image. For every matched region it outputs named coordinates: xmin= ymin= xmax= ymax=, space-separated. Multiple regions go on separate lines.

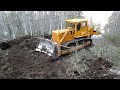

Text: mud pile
xmin=0 ymin=35 xmax=32 ymax=50
xmin=0 ymin=36 xmax=68 ymax=79
xmin=81 ymin=57 xmax=120 ymax=79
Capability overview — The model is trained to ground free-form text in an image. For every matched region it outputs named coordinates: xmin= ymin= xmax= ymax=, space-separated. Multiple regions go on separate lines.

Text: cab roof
xmin=65 ymin=19 xmax=88 ymax=23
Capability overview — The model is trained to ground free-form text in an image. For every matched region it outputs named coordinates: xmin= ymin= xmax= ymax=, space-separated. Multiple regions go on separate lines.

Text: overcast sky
xmin=83 ymin=11 xmax=113 ymax=29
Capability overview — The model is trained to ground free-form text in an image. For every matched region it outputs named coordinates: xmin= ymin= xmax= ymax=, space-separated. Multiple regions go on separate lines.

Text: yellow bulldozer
xmin=35 ymin=19 xmax=100 ymax=59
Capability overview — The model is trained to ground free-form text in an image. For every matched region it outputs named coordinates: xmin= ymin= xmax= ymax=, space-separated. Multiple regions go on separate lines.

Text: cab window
xmin=67 ymin=23 xmax=75 ymax=29
xmin=77 ymin=23 xmax=81 ymax=31
xmin=82 ymin=22 xmax=87 ymax=27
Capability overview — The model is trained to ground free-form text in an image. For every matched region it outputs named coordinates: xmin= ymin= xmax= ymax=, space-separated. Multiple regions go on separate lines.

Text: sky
xmin=83 ymin=11 xmax=114 ymax=29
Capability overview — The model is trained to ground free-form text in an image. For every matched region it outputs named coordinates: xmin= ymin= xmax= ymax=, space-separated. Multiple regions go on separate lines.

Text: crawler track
xmin=60 ymin=38 xmax=92 ymax=55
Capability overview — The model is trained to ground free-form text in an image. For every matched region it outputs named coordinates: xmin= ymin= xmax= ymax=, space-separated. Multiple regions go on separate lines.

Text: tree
xmin=104 ymin=11 xmax=120 ymax=36
xmin=103 ymin=11 xmax=120 ymax=46
xmin=0 ymin=11 xmax=83 ymax=41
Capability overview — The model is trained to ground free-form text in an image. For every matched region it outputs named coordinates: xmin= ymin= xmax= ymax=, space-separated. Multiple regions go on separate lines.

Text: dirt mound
xmin=0 ymin=35 xmax=33 ymax=50
xmin=0 ymin=36 xmax=68 ymax=79
xmin=80 ymin=57 xmax=119 ymax=79
xmin=43 ymin=34 xmax=52 ymax=39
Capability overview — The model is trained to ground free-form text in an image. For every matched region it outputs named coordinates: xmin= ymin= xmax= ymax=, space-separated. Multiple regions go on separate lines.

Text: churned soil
xmin=0 ymin=35 xmax=119 ymax=79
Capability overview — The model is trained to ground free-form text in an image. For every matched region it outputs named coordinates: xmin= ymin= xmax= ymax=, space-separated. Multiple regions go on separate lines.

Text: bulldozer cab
xmin=65 ymin=19 xmax=88 ymax=38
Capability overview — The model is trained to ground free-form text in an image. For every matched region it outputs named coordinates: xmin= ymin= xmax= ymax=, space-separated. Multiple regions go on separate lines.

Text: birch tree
xmin=0 ymin=11 xmax=83 ymax=41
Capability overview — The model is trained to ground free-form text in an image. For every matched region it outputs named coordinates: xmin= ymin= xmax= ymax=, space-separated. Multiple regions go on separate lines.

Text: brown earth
xmin=0 ymin=35 xmax=119 ymax=79
xmin=81 ymin=57 xmax=115 ymax=79
xmin=0 ymin=35 xmax=68 ymax=79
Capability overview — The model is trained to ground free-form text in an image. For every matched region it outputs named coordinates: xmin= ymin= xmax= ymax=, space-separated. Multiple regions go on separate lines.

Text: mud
xmin=0 ymin=35 xmax=119 ymax=79
xmin=80 ymin=57 xmax=119 ymax=79
xmin=0 ymin=36 xmax=68 ymax=79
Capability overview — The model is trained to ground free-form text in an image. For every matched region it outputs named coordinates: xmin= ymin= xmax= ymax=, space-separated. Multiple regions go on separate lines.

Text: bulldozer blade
xmin=35 ymin=38 xmax=57 ymax=59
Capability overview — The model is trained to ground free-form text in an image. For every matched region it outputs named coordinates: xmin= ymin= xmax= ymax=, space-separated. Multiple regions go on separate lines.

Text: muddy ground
xmin=0 ymin=35 xmax=120 ymax=79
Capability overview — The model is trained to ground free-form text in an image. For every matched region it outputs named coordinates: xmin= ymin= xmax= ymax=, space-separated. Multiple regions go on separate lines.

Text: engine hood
xmin=52 ymin=28 xmax=73 ymax=34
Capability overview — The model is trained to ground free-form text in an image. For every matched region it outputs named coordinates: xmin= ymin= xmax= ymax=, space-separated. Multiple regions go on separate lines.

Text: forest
xmin=0 ymin=11 xmax=83 ymax=41
xmin=0 ymin=11 xmax=120 ymax=79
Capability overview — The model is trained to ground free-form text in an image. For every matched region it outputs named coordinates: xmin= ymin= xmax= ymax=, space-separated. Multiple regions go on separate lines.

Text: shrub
xmin=103 ymin=32 xmax=120 ymax=46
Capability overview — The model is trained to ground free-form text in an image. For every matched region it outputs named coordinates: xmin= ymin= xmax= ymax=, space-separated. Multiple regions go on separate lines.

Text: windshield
xmin=66 ymin=22 xmax=75 ymax=29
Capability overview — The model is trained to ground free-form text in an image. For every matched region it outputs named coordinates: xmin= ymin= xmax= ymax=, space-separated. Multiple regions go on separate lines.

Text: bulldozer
xmin=35 ymin=19 xmax=100 ymax=59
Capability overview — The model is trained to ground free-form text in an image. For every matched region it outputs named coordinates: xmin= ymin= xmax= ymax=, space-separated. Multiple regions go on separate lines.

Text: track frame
xmin=56 ymin=38 xmax=92 ymax=57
